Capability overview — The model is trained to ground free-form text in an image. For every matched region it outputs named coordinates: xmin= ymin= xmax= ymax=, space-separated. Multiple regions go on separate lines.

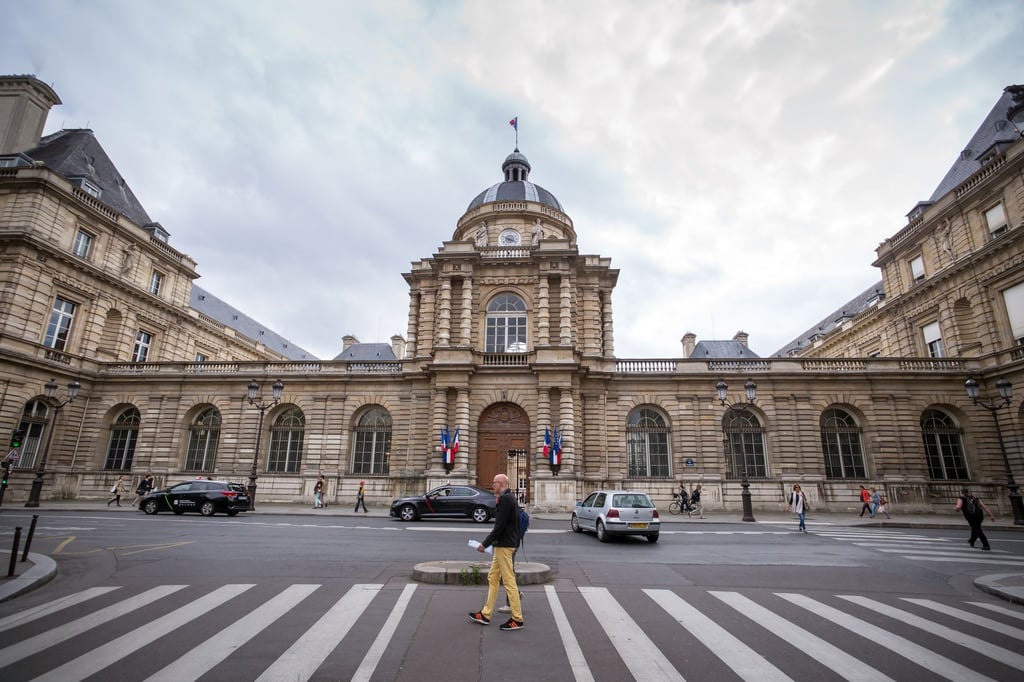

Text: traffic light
xmin=1 ymin=461 xmax=8 ymax=486
xmin=9 ymin=428 xmax=24 ymax=449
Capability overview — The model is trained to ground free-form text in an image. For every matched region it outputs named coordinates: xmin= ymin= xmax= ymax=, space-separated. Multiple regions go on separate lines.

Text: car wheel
xmin=570 ymin=513 xmax=582 ymax=533
xmin=646 ymin=533 xmax=660 ymax=543
xmin=471 ymin=506 xmax=489 ymax=523
xmin=596 ymin=520 xmax=610 ymax=542
xmin=227 ymin=510 xmax=239 ymax=517
xmin=399 ymin=504 xmax=418 ymax=522
xmin=142 ymin=499 xmax=159 ymax=515
xmin=200 ymin=501 xmax=216 ymax=517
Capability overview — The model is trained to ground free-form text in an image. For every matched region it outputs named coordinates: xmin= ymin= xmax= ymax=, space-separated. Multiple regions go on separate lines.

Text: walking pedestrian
xmin=858 ymin=485 xmax=872 ymax=517
xmin=468 ymin=473 xmax=524 ymax=631
xmin=786 ymin=483 xmax=808 ymax=532
xmin=877 ymin=493 xmax=891 ymax=519
xmin=313 ymin=475 xmax=325 ymax=509
xmin=869 ymin=488 xmax=881 ymax=518
xmin=107 ymin=474 xmax=126 ymax=507
xmin=955 ymin=487 xmax=996 ymax=550
xmin=691 ymin=484 xmax=705 ymax=518
xmin=130 ymin=474 xmax=154 ymax=507
xmin=354 ymin=480 xmax=368 ymax=513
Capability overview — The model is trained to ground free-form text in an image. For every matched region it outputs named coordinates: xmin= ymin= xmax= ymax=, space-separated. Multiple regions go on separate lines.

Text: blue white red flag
xmin=451 ymin=427 xmax=460 ymax=456
xmin=543 ymin=427 xmax=551 ymax=458
xmin=551 ymin=427 xmax=562 ymax=466
xmin=441 ymin=427 xmax=453 ymax=465
xmin=509 ymin=117 xmax=518 ymax=130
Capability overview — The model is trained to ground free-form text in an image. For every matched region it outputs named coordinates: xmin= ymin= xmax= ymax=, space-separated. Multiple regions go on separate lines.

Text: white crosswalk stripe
xmin=1 ymin=581 xmax=1022 ymax=681
xmin=818 ymin=529 xmax=1024 ymax=566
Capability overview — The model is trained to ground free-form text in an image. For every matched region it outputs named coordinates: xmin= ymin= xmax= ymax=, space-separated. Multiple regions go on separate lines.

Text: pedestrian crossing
xmin=1 ymin=581 xmax=1022 ymax=681
xmin=815 ymin=528 xmax=1024 ymax=567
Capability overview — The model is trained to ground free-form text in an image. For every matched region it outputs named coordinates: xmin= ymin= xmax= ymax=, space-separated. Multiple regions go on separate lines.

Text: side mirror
xmin=576 ymin=500 xmax=583 ymax=507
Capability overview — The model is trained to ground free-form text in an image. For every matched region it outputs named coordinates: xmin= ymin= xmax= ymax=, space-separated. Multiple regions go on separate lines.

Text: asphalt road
xmin=1 ymin=510 xmax=1023 ymax=681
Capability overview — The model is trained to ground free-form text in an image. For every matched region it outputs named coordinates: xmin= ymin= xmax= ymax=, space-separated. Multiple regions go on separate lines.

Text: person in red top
xmin=858 ymin=485 xmax=872 ymax=517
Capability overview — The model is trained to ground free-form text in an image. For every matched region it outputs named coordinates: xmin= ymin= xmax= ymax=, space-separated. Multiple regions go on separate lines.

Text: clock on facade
xmin=499 ymin=229 xmax=522 ymax=246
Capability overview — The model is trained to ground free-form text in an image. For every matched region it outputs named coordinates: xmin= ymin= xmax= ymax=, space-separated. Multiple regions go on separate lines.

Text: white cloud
xmin=2 ymin=0 xmax=1022 ymax=360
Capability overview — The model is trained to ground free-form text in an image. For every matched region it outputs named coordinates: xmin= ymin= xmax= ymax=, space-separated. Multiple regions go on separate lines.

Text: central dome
xmin=466 ymin=149 xmax=564 ymax=213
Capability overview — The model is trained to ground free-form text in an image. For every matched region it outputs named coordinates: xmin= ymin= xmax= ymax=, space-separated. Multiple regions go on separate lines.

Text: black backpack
xmin=964 ymin=495 xmax=981 ymax=517
xmin=517 ymin=506 xmax=530 ymax=557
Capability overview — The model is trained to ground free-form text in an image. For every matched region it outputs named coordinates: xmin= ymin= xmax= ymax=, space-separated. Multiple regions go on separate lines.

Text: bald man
xmin=468 ymin=473 xmax=524 ymax=631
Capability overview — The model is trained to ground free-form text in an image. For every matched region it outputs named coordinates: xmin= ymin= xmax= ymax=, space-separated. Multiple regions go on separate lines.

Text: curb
xmin=0 ymin=552 xmax=57 ymax=603
xmin=974 ymin=573 xmax=1024 ymax=606
xmin=413 ymin=560 xmax=552 ymax=585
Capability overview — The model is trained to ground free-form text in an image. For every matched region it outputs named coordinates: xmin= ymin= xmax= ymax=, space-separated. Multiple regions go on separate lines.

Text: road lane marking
xmin=0 ymin=586 xmax=120 ymax=633
xmin=777 ymin=593 xmax=995 ymax=682
xmin=256 ymin=583 xmax=382 ymax=681
xmin=579 ymin=586 xmax=684 ymax=682
xmin=901 ymin=598 xmax=1024 ymax=640
xmin=838 ymin=595 xmax=1024 ymax=670
xmin=545 ymin=585 xmax=595 ymax=682
xmin=0 ymin=584 xmax=188 ymax=669
xmin=902 ymin=555 xmax=1024 ymax=566
xmin=145 ymin=584 xmax=320 ymax=682
xmin=52 ymin=536 xmax=76 ymax=554
xmin=968 ymin=601 xmax=1024 ymax=620
xmin=710 ymin=591 xmax=892 ymax=682
xmin=648 ymin=589 xmax=791 ymax=681
xmin=351 ymin=584 xmax=418 ymax=682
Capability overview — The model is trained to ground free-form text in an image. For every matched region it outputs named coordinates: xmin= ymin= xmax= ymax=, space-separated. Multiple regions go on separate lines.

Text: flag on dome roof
xmin=509 ymin=117 xmax=518 ymax=130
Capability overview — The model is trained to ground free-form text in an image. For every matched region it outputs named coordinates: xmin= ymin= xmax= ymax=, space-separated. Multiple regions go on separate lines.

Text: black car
xmin=390 ymin=484 xmax=497 ymax=523
xmin=140 ymin=479 xmax=250 ymax=517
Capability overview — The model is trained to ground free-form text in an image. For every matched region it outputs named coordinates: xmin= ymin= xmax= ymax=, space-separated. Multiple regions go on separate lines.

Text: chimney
xmin=0 ymin=75 xmax=61 ymax=155
xmin=681 ymin=332 xmax=696 ymax=358
xmin=733 ymin=330 xmax=749 ymax=347
xmin=342 ymin=334 xmax=360 ymax=350
xmin=391 ymin=334 xmax=407 ymax=360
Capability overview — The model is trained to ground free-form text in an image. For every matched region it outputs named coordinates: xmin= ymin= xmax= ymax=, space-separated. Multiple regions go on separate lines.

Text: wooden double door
xmin=476 ymin=403 xmax=530 ymax=502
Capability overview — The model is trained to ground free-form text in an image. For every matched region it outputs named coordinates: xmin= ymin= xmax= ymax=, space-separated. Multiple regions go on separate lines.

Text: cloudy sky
xmin=3 ymin=1 xmax=1022 ymax=360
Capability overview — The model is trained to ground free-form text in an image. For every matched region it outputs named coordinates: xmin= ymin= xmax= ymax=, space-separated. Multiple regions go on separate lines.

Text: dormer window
xmin=143 ymin=222 xmax=170 ymax=243
xmin=69 ymin=176 xmax=102 ymax=198
xmin=985 ymin=202 xmax=1008 ymax=236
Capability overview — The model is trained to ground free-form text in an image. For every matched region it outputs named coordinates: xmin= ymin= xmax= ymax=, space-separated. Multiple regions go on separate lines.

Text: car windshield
xmin=612 ymin=494 xmax=653 ymax=508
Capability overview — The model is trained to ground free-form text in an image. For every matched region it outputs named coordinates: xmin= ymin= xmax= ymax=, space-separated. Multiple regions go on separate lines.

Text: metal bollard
xmin=8 ymin=526 xmax=21 ymax=577
xmin=21 ymin=514 xmax=39 ymax=562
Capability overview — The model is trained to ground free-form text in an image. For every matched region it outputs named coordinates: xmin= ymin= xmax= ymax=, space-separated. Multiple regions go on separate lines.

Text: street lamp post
xmin=246 ymin=379 xmax=283 ymax=511
xmin=965 ymin=377 xmax=1024 ymax=525
xmin=717 ymin=379 xmax=758 ymax=522
xmin=25 ymin=378 xmax=81 ymax=508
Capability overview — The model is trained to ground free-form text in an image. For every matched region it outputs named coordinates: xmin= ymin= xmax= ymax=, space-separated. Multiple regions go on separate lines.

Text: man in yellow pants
xmin=468 ymin=473 xmax=524 ymax=631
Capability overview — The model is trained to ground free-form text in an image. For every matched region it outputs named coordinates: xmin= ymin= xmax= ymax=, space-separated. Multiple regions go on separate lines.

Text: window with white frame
xmin=132 ymin=330 xmax=153 ymax=362
xmin=485 ymin=293 xmax=528 ymax=353
xmin=268 ymin=407 xmax=305 ymax=473
xmin=195 ymin=352 xmax=207 ymax=363
xmin=352 ymin=406 xmax=392 ymax=475
xmin=910 ymin=255 xmax=925 ymax=282
xmin=104 ymin=407 xmax=140 ymax=470
xmin=922 ymin=321 xmax=945 ymax=357
xmin=43 ymin=296 xmax=77 ymax=350
xmin=723 ymin=410 xmax=768 ymax=478
xmin=821 ymin=408 xmax=866 ymax=479
xmin=72 ymin=230 xmax=93 ymax=259
xmin=985 ymin=202 xmax=1008 ymax=235
xmin=1002 ymin=282 xmax=1024 ymax=345
xmin=149 ymin=271 xmax=164 ymax=296
xmin=921 ymin=409 xmax=968 ymax=480
xmin=185 ymin=407 xmax=220 ymax=472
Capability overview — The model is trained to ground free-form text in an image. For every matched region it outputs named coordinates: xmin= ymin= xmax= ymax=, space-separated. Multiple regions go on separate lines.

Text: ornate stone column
xmin=537 ymin=388 xmax=551 ymax=473
xmin=602 ymin=288 xmax=614 ymax=357
xmin=406 ymin=290 xmax=419 ymax=357
xmin=559 ymin=388 xmax=576 ymax=474
xmin=560 ymin=275 xmax=572 ymax=345
xmin=438 ymin=278 xmax=452 ymax=347
xmin=456 ymin=388 xmax=470 ymax=474
xmin=460 ymin=277 xmax=473 ymax=346
xmin=538 ymin=275 xmax=550 ymax=345
xmin=431 ymin=387 xmax=448 ymax=473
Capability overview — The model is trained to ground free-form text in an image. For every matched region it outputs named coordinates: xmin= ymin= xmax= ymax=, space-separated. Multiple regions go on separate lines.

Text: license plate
xmin=628 ymin=523 xmax=647 ymax=529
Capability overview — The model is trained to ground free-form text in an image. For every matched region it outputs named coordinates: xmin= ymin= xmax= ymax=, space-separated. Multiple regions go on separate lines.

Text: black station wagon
xmin=390 ymin=484 xmax=498 ymax=523
xmin=140 ymin=479 xmax=250 ymax=517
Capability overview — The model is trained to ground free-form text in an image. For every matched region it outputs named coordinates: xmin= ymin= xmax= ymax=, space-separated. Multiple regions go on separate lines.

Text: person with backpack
xmin=468 ymin=473 xmax=524 ymax=631
xmin=955 ymin=487 xmax=996 ymax=550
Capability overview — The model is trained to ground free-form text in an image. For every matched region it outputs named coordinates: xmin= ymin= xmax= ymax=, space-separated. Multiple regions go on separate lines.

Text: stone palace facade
xmin=2 ymin=74 xmax=1023 ymax=514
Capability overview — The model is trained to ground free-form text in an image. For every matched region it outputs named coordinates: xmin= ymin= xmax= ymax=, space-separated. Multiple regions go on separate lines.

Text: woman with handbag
xmin=786 ymin=483 xmax=808 ymax=533
xmin=107 ymin=474 xmax=126 ymax=507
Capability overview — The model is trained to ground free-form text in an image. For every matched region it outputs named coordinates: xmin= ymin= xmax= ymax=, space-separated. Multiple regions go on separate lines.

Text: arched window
xmin=268 ymin=407 xmax=305 ymax=473
xmin=352 ymin=406 xmax=392 ymax=475
xmin=185 ymin=407 xmax=220 ymax=472
xmin=104 ymin=407 xmax=140 ymax=470
xmin=14 ymin=400 xmax=50 ymax=470
xmin=485 ymin=293 xmax=528 ymax=353
xmin=921 ymin=409 xmax=968 ymax=480
xmin=625 ymin=407 xmax=670 ymax=478
xmin=724 ymin=410 xmax=767 ymax=479
xmin=821 ymin=408 xmax=866 ymax=478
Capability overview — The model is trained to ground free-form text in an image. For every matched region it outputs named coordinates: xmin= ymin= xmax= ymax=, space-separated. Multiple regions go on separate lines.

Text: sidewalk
xmin=2 ymin=501 xmax=1022 ymax=604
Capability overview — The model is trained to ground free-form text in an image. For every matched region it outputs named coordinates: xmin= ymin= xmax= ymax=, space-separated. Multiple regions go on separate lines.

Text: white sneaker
xmin=498 ymin=605 xmax=511 ymax=613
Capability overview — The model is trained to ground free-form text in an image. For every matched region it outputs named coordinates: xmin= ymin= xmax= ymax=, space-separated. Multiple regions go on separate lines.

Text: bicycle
xmin=668 ymin=494 xmax=694 ymax=516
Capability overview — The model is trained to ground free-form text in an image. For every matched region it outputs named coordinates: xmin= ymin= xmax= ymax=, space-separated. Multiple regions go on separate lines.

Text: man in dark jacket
xmin=468 ymin=473 xmax=524 ymax=631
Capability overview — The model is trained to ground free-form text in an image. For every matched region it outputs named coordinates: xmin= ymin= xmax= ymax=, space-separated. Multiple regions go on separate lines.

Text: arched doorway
xmin=477 ymin=403 xmax=530 ymax=502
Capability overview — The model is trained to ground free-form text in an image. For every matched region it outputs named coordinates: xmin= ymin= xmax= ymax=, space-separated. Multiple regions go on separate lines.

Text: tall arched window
xmin=268 ymin=407 xmax=305 ymax=473
xmin=921 ymin=408 xmax=968 ymax=480
xmin=625 ymin=407 xmax=670 ymax=478
xmin=724 ymin=411 xmax=767 ymax=479
xmin=14 ymin=400 xmax=50 ymax=470
xmin=485 ymin=293 xmax=528 ymax=352
xmin=185 ymin=407 xmax=220 ymax=472
xmin=821 ymin=408 xmax=866 ymax=478
xmin=352 ymin=406 xmax=392 ymax=475
xmin=104 ymin=407 xmax=140 ymax=470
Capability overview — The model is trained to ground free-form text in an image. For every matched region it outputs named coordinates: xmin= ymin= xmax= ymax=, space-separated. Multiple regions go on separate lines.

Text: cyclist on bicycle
xmin=675 ymin=483 xmax=690 ymax=512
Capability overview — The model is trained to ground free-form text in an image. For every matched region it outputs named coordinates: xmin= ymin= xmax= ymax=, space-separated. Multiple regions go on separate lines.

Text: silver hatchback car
xmin=571 ymin=490 xmax=661 ymax=543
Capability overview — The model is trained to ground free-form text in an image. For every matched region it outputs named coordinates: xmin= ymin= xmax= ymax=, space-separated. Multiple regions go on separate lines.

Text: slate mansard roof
xmin=190 ymin=286 xmax=314 ymax=361
xmin=466 ymin=149 xmax=564 ymax=213
xmin=773 ymin=281 xmax=885 ymax=357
